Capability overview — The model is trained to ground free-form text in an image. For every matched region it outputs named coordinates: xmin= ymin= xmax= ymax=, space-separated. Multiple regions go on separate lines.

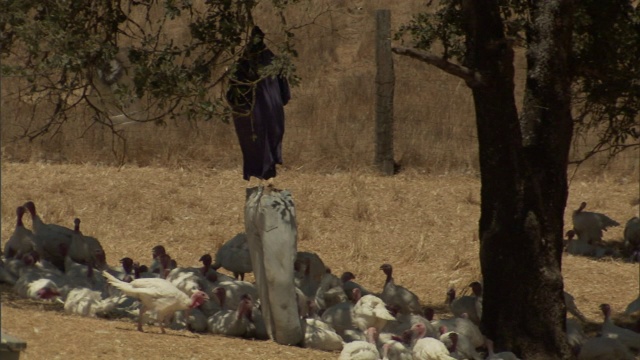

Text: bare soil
xmin=1 ymin=162 xmax=639 ymax=359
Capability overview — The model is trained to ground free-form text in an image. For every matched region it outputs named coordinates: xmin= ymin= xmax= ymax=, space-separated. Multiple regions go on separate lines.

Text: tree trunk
xmin=461 ymin=1 xmax=575 ymax=359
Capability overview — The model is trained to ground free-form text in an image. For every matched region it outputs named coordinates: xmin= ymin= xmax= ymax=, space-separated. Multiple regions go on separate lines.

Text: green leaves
xmin=397 ymin=0 xmax=639 ymax=162
xmin=2 ymin=0 xmax=298 ymax=144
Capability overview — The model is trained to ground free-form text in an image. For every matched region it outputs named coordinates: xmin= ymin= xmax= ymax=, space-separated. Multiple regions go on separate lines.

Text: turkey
xmin=439 ymin=328 xmax=482 ymax=360
xmin=598 ymin=303 xmax=640 ymax=351
xmin=207 ymin=292 xmax=254 ymax=337
xmin=108 ymin=257 xmax=135 ymax=282
xmin=321 ymin=288 xmax=359 ymax=338
xmin=446 ymin=282 xmax=482 ymax=325
xmin=428 ymin=310 xmax=484 ymax=348
xmin=623 ymin=216 xmax=640 ymax=253
xmin=338 ymin=327 xmax=381 ymax=360
xmin=379 ymin=263 xmax=422 ymax=315
xmin=565 ymin=230 xmax=596 ymax=257
xmin=23 ymin=201 xmax=74 ymax=270
xmin=382 ymin=310 xmax=438 ymax=340
xmin=381 ymin=339 xmax=413 ymax=360
xmin=352 ymin=293 xmax=397 ymax=332
xmin=571 ymin=202 xmax=620 ymax=245
xmin=63 ymin=287 xmax=125 ymax=318
xmin=314 ymin=269 xmax=347 ymax=311
xmin=4 ymin=206 xmax=41 ymax=259
xmin=577 ymin=336 xmax=635 ymax=360
xmin=0 ymin=258 xmax=18 ymax=285
xmin=199 ymin=254 xmax=235 ymax=282
xmin=68 ymin=218 xmax=107 ymax=270
xmin=165 ymin=266 xmax=210 ymax=296
xmin=148 ymin=245 xmax=167 ymax=274
xmin=170 ymin=307 xmax=209 ymax=333
xmin=624 ymin=295 xmax=640 ymax=315
xmin=341 ymin=271 xmax=373 ymax=301
xmin=295 ymin=251 xmax=327 ymax=298
xmin=215 ymin=279 xmax=259 ymax=311
xmin=566 ymin=318 xmax=586 ymax=350
xmin=564 ymin=291 xmax=587 ymax=322
xmin=212 ymin=233 xmax=253 ymax=281
xmin=102 ymin=270 xmax=209 ymax=333
xmin=300 ymin=317 xmax=344 ymax=351
xmin=410 ymin=323 xmax=456 ymax=360
xmin=14 ymin=252 xmax=66 ymax=300
xmin=484 ymin=338 xmax=521 ymax=360
xmin=15 ymin=277 xmax=62 ymax=300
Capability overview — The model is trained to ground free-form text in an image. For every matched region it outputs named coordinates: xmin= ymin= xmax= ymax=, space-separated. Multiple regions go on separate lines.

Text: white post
xmin=244 ymin=186 xmax=303 ymax=345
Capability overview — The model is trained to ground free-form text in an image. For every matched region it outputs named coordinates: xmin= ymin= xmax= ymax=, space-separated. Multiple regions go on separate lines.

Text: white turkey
xmin=165 ymin=258 xmax=213 ymax=295
xmin=14 ymin=253 xmax=66 ymax=300
xmin=565 ymin=230 xmax=597 ymax=257
xmin=207 ymin=292 xmax=254 ymax=337
xmin=68 ymin=218 xmax=107 ymax=270
xmin=379 ymin=263 xmax=422 ymax=315
xmin=571 ymin=202 xmax=619 ymax=245
xmin=410 ymin=323 xmax=456 ymax=360
xmin=102 ymin=270 xmax=209 ymax=333
xmin=15 ymin=277 xmax=61 ymax=300
xmin=381 ymin=339 xmax=413 ymax=360
xmin=63 ymin=287 xmax=120 ymax=318
xmin=338 ymin=327 xmax=381 ymax=360
xmin=212 ymin=233 xmax=253 ymax=281
xmin=300 ymin=317 xmax=344 ymax=351
xmin=598 ymin=303 xmax=640 ymax=351
xmin=4 ymin=206 xmax=41 ymax=259
xmin=623 ymin=216 xmax=640 ymax=252
xmin=23 ymin=201 xmax=73 ymax=271
xmin=576 ymin=336 xmax=635 ymax=360
xmin=352 ymin=293 xmax=397 ymax=332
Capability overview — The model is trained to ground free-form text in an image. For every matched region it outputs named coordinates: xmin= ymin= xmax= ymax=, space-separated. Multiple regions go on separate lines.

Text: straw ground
xmin=1 ymin=162 xmax=639 ymax=359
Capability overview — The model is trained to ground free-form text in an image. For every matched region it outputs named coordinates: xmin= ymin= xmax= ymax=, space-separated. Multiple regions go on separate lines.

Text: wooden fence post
xmin=375 ymin=9 xmax=395 ymax=175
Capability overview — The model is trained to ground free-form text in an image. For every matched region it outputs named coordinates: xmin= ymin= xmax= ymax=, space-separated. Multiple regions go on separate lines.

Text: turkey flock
xmin=2 ymin=200 xmax=640 ymax=360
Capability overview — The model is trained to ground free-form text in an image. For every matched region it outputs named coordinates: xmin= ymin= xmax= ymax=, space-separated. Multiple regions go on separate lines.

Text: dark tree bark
xmin=461 ymin=1 xmax=575 ymax=359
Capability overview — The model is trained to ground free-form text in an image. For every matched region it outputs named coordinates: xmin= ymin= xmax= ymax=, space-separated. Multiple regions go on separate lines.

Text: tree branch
xmin=391 ymin=46 xmax=483 ymax=87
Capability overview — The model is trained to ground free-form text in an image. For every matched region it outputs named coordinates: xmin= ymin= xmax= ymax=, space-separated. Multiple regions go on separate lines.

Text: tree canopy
xmin=1 ymin=0 xmax=299 ymax=147
xmin=394 ymin=0 xmax=640 ymax=164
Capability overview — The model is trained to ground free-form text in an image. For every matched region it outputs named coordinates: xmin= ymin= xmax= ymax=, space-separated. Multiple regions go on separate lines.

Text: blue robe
xmin=227 ymin=27 xmax=290 ymax=181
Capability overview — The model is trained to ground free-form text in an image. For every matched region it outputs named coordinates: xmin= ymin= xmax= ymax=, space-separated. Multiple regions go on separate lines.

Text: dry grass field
xmin=1 ymin=162 xmax=639 ymax=359
xmin=1 ymin=0 xmax=639 ymax=359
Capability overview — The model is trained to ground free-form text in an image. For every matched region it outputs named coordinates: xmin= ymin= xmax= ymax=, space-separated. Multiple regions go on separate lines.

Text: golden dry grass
xmin=1 ymin=0 xmax=637 ymax=177
xmin=1 ymin=162 xmax=639 ymax=359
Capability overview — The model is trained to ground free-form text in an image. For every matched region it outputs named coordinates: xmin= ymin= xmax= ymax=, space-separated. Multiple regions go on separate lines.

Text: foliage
xmin=395 ymin=0 xmax=640 ymax=162
xmin=0 ymin=0 xmax=299 ymax=146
